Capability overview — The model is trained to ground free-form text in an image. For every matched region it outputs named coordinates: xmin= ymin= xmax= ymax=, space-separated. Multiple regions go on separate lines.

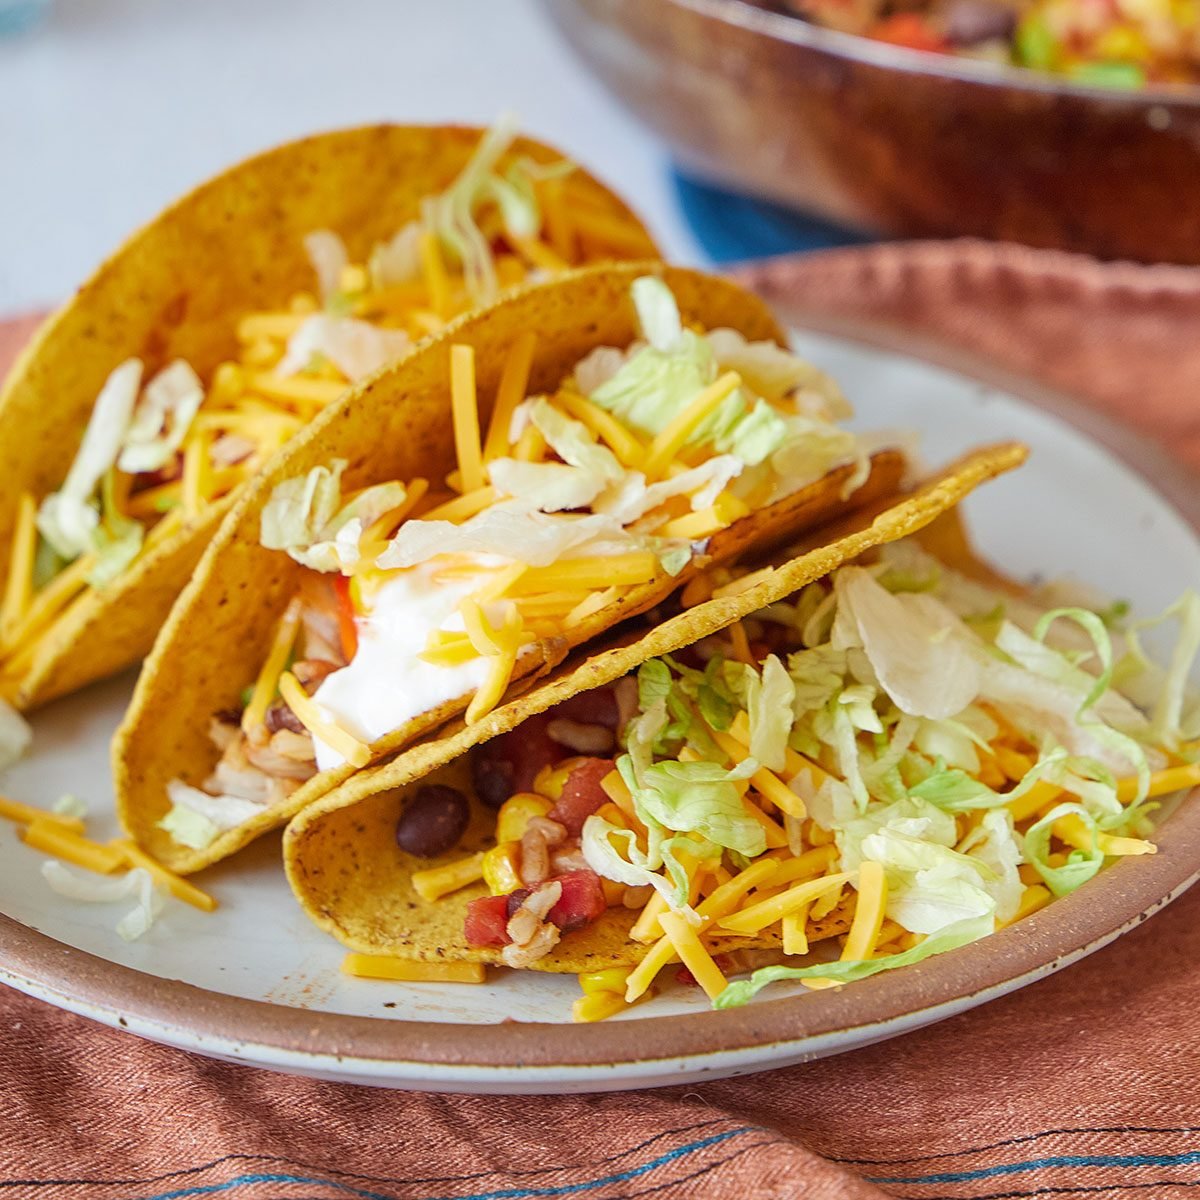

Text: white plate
xmin=2 ymin=324 xmax=1198 ymax=1092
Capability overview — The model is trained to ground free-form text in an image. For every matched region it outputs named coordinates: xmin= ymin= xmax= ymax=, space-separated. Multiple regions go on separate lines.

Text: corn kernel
xmin=481 ymin=842 xmax=522 ymax=895
xmin=579 ymin=967 xmax=632 ymax=995
xmin=572 ymin=990 xmax=629 ymax=1023
xmin=496 ymin=793 xmax=553 ymax=843
xmin=411 ymin=852 xmax=485 ymax=903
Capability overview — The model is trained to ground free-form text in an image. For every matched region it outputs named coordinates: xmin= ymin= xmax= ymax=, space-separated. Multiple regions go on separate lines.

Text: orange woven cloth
xmin=3 ymin=240 xmax=1200 ymax=1199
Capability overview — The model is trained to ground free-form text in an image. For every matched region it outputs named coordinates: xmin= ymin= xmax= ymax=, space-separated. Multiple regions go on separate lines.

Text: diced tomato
xmin=549 ymin=758 xmax=615 ymax=837
xmin=870 ymin=13 xmax=948 ymax=52
xmin=471 ymin=713 xmax=562 ymax=809
xmin=464 ymin=894 xmax=511 ymax=947
xmin=555 ymin=686 xmax=620 ymax=730
xmin=332 ymin=574 xmax=358 ymax=662
xmin=547 ymin=870 xmax=607 ymax=933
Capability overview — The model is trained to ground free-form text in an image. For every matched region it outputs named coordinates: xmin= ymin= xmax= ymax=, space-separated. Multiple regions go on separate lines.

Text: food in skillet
xmin=771 ymin=0 xmax=1199 ymax=86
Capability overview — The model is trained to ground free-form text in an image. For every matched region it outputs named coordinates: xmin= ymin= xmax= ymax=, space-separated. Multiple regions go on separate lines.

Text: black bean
xmin=505 ymin=888 xmax=532 ymax=918
xmin=471 ymin=747 xmax=517 ymax=810
xmin=264 ymin=699 xmax=305 ymax=735
xmin=396 ymin=785 xmax=470 ymax=858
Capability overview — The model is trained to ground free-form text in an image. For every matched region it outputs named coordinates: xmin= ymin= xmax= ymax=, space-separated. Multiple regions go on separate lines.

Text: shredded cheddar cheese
xmin=718 ymin=871 xmax=854 ymax=935
xmin=421 ymin=486 xmax=498 ymax=524
xmin=509 ymin=553 xmax=659 ymax=593
xmin=709 ymin=727 xmax=807 ymax=820
xmin=555 ymin=389 xmax=646 ymax=469
xmin=0 ymin=492 xmax=36 ymax=643
xmin=115 ymin=840 xmax=218 ymax=912
xmin=342 ymin=953 xmax=485 ymax=984
xmin=0 ymin=795 xmax=85 ymax=835
xmin=411 ymin=852 xmax=485 ymax=902
xmin=418 ymin=231 xmax=451 ymax=318
xmin=242 ymin=598 xmax=303 ymax=735
xmin=572 ymin=990 xmax=631 ymax=1023
xmin=278 ymin=672 xmax=371 ymax=767
xmin=1117 ymin=763 xmax=1200 ymax=802
xmin=23 ymin=820 xmax=125 ymax=874
xmin=450 ymin=344 xmax=484 ymax=494
xmin=642 ymin=371 xmax=741 ymax=479
xmin=482 ymin=331 xmax=537 ymax=463
xmin=841 ymin=860 xmax=888 ymax=961
xmin=658 ymin=910 xmax=728 ymax=1000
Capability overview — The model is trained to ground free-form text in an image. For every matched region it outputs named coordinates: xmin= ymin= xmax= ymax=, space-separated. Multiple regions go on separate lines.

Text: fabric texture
xmin=3 ymin=239 xmax=1200 ymax=1199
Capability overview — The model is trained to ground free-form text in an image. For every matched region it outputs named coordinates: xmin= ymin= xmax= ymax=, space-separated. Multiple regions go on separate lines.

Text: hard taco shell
xmin=113 ymin=263 xmax=913 ymax=873
xmin=0 ymin=124 xmax=655 ymax=710
xmin=281 ymin=442 xmax=1027 ymax=972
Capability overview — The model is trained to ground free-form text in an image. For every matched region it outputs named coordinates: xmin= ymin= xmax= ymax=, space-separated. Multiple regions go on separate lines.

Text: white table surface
xmin=0 ymin=0 xmax=703 ymax=316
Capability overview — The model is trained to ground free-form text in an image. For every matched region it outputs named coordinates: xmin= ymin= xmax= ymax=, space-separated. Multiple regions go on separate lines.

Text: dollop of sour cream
xmin=310 ymin=557 xmax=506 ymax=771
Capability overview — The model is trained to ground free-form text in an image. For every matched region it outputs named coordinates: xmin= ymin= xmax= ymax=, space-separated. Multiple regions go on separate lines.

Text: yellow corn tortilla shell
xmin=282 ymin=441 xmax=1027 ymax=971
xmin=0 ymin=124 xmax=656 ymax=711
xmin=113 ymin=262 xmax=910 ymax=873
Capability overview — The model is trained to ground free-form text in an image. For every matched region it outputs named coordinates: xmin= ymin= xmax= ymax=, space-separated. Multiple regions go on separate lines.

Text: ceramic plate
xmin=2 ymin=322 xmax=1198 ymax=1093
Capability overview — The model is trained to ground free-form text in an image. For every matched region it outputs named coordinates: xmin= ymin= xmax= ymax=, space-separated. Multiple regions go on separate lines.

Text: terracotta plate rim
xmin=2 ymin=316 xmax=1198 ymax=1079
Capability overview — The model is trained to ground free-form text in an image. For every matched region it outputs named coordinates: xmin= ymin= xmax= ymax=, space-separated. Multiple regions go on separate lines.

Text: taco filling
xmin=0 ymin=119 xmax=653 ymax=701
xmin=158 ymin=275 xmax=885 ymax=853
xmin=354 ymin=536 xmax=1199 ymax=1019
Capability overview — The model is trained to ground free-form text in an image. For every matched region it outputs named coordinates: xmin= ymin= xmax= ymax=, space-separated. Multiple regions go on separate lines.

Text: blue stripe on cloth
xmin=867 ymin=1149 xmax=1200 ymax=1186
xmin=123 ymin=1127 xmax=756 ymax=1200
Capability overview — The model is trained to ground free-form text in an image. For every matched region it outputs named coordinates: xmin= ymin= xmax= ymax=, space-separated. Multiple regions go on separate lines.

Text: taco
xmin=284 ymin=479 xmax=1200 ymax=1023
xmin=0 ymin=120 xmax=656 ymax=711
xmin=114 ymin=263 xmax=925 ymax=874
xmin=282 ymin=447 xmax=1036 ymax=983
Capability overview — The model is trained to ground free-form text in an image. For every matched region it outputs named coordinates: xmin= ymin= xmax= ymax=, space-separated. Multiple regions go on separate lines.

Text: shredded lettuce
xmin=594 ymin=456 xmax=744 ymax=525
xmin=764 ymin=419 xmax=865 ymax=500
xmin=590 ymin=319 xmax=785 ymax=467
xmin=157 ymin=804 xmax=220 ymax=851
xmin=623 ymin=756 xmax=765 ymax=857
xmin=41 ymin=860 xmax=164 ymax=942
xmin=164 ymin=779 xmax=265 ymax=839
xmin=259 ymin=464 xmax=408 ymax=573
xmin=833 ymin=566 xmax=983 ymax=719
xmin=276 ymin=315 xmax=411 ymax=382
xmin=1024 ymin=801 xmax=1106 ymax=896
xmin=630 ymin=275 xmax=685 ymax=353
xmin=53 ymin=793 xmax=88 ymax=819
xmin=367 ymin=222 xmax=421 ymax=292
xmin=304 ymin=229 xmax=350 ymax=302
xmin=487 ymin=458 xmax=608 ymax=512
xmin=421 ymin=114 xmax=562 ymax=305
xmin=580 ymin=814 xmax=702 ymax=915
xmin=529 ymin=398 xmax=624 ymax=482
xmin=378 ymin=502 xmax=628 ymax=571
xmin=116 ymin=360 xmax=205 ymax=474
xmin=0 ymin=698 xmax=32 ymax=772
xmin=260 ymin=460 xmax=349 ymax=566
xmin=959 ymin=809 xmax=1024 ymax=923
xmin=86 ymin=469 xmax=145 ymax=588
xmin=727 ymin=654 xmax=794 ymax=772
xmin=714 ymin=914 xmax=993 ymax=1008
xmin=706 ymin=327 xmax=850 ymax=411
xmin=38 ymin=358 xmax=143 ymax=559
xmin=1123 ymin=590 xmax=1200 ymax=749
